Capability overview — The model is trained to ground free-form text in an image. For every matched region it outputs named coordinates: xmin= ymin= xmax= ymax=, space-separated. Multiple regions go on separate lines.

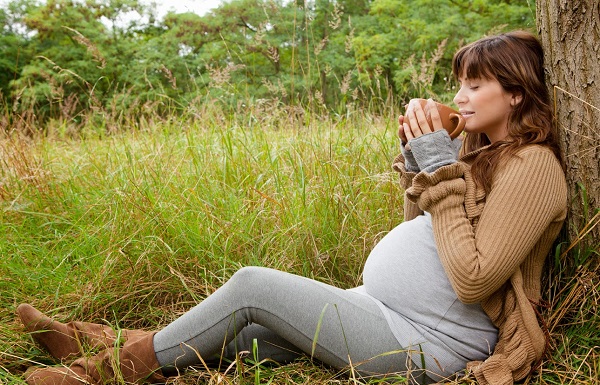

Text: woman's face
xmin=453 ymin=75 xmax=518 ymax=143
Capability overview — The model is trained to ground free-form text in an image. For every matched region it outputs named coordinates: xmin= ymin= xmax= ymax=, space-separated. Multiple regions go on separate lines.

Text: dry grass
xmin=0 ymin=106 xmax=597 ymax=385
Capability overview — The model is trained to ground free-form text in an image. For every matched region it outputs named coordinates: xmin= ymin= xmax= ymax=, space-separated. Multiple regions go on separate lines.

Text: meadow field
xmin=0 ymin=110 xmax=597 ymax=384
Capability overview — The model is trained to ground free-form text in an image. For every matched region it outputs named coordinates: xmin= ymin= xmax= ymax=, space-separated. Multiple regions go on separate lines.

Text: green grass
xmin=0 ymin=113 xmax=403 ymax=383
xmin=1 ymin=112 xmax=597 ymax=384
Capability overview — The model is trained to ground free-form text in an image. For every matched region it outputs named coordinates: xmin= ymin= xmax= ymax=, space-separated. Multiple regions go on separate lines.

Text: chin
xmin=464 ymin=125 xmax=486 ymax=136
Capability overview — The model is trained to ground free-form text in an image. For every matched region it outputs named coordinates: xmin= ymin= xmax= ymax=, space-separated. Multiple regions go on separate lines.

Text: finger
xmin=413 ymin=100 xmax=432 ymax=134
xmin=403 ymin=122 xmax=415 ymax=143
xmin=406 ymin=101 xmax=424 ymax=138
xmin=404 ymin=122 xmax=413 ymax=151
xmin=427 ymin=99 xmax=443 ymax=131
xmin=398 ymin=115 xmax=408 ymax=144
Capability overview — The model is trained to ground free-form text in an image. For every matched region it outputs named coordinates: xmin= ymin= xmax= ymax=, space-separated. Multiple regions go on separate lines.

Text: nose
xmin=453 ymin=86 xmax=466 ymax=106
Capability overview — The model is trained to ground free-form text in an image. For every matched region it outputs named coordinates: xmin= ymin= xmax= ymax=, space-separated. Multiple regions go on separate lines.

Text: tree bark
xmin=536 ymin=0 xmax=600 ymax=242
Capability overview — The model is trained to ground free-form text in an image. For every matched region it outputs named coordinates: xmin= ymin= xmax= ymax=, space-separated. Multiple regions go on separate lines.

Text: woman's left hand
xmin=402 ymin=99 xmax=444 ymax=143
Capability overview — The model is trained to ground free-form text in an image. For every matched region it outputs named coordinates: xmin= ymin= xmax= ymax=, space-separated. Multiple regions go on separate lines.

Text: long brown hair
xmin=452 ymin=31 xmax=563 ymax=192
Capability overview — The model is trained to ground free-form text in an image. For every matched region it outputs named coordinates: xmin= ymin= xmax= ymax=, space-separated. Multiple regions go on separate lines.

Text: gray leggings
xmin=153 ymin=266 xmax=427 ymax=381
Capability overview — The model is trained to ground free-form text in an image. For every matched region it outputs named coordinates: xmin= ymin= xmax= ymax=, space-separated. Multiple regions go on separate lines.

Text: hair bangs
xmin=452 ymin=43 xmax=495 ymax=81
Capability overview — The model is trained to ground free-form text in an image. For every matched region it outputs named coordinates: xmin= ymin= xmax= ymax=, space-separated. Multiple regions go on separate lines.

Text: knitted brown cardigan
xmin=392 ymin=145 xmax=567 ymax=385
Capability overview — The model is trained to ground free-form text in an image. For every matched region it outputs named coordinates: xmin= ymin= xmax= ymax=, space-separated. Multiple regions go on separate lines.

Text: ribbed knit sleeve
xmin=406 ymin=146 xmax=567 ymax=304
xmin=391 ymin=153 xmax=423 ymax=221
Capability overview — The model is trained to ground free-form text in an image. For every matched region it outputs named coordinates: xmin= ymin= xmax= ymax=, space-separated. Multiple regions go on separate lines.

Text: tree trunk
xmin=536 ymin=0 xmax=600 ymax=242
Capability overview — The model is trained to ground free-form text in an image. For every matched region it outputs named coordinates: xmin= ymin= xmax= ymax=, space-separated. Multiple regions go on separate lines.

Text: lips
xmin=460 ymin=111 xmax=474 ymax=117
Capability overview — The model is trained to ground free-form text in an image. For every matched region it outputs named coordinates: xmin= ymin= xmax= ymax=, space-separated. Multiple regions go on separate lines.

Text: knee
xmin=229 ymin=266 xmax=271 ymax=289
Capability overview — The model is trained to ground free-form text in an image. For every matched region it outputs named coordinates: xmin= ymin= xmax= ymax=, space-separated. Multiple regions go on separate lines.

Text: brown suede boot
xmin=24 ymin=332 xmax=166 ymax=385
xmin=17 ymin=304 xmax=150 ymax=361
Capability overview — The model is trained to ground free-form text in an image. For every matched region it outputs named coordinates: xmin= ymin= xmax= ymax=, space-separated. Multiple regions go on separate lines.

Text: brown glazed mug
xmin=407 ymin=98 xmax=466 ymax=139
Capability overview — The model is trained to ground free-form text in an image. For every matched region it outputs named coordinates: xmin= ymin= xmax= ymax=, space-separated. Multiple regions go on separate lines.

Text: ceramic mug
xmin=406 ymin=98 xmax=466 ymax=139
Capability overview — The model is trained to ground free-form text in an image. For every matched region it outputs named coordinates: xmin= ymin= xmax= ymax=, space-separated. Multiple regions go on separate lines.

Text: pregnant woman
xmin=18 ymin=30 xmax=567 ymax=385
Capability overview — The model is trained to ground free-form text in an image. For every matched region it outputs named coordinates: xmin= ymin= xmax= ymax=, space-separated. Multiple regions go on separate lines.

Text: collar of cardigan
xmin=460 ymin=144 xmax=491 ymax=162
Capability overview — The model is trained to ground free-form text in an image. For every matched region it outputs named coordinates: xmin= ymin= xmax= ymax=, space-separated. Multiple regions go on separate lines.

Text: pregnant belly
xmin=362 ymin=215 xmax=458 ymax=325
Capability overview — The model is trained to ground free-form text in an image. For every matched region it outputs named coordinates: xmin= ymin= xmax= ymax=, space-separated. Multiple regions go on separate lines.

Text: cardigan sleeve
xmin=407 ymin=146 xmax=567 ymax=304
xmin=392 ymin=153 xmax=423 ymax=221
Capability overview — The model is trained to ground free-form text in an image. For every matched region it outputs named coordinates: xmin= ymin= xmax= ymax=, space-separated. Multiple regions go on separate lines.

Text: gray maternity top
xmin=351 ymin=212 xmax=498 ymax=378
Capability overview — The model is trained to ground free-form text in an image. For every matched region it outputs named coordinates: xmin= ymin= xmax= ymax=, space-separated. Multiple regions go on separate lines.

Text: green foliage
xmin=0 ymin=0 xmax=34 ymax=96
xmin=1 ymin=0 xmax=536 ymax=132
xmin=355 ymin=0 xmax=534 ymax=103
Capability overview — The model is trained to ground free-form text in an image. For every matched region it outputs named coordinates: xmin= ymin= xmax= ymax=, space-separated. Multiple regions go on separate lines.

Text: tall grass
xmin=539 ymin=183 xmax=599 ymax=385
xmin=1 ymin=107 xmax=598 ymax=384
xmin=0 ymin=112 xmax=408 ymax=383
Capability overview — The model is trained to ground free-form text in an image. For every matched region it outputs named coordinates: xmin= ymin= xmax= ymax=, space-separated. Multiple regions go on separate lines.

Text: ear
xmin=510 ymin=92 xmax=523 ymax=106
